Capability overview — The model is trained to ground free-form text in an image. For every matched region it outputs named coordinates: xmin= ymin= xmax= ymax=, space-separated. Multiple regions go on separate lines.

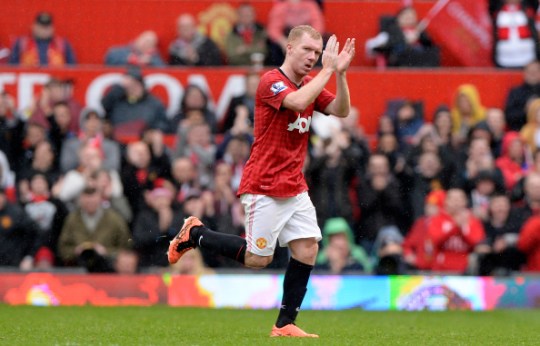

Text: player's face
xmin=289 ymin=33 xmax=323 ymax=76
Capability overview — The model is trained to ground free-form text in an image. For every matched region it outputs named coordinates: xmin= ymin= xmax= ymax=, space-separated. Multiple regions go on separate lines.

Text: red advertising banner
xmin=0 ymin=273 xmax=168 ymax=306
xmin=0 ymin=67 xmax=521 ymax=137
xmin=426 ymin=0 xmax=493 ymax=67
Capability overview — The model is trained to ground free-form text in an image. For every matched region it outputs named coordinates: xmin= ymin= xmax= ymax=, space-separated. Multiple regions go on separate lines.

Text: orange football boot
xmin=167 ymin=216 xmax=204 ymax=264
xmin=270 ymin=324 xmax=319 ymax=338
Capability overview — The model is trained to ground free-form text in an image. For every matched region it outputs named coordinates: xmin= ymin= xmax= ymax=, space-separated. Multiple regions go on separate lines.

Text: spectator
xmin=391 ymin=100 xmax=424 ymax=148
xmin=456 ymin=138 xmax=505 ymax=194
xmin=266 ymin=0 xmax=325 ymax=66
xmin=219 ymin=135 xmax=251 ymax=192
xmin=20 ymin=172 xmax=68 ymax=266
xmin=403 ymin=190 xmax=446 ymax=271
xmin=511 ymin=148 xmax=540 ymax=202
xmin=101 ymin=66 xmax=169 ymax=137
xmin=469 ymin=170 xmax=505 ymax=221
xmin=356 ymin=154 xmax=406 ymax=249
xmin=169 ymin=248 xmax=215 ymax=275
xmin=170 ymin=84 xmax=218 ymax=134
xmin=179 ymin=189 xmax=227 ymax=268
xmin=0 ymin=92 xmax=19 ymax=161
xmin=170 ymin=157 xmax=201 ymax=205
xmin=377 ymin=114 xmax=396 ymax=138
xmin=432 ymin=105 xmax=455 ymax=149
xmin=0 ymin=151 xmax=16 ymax=202
xmin=60 ymin=108 xmax=121 ymax=173
xmin=45 ymin=101 xmax=77 ymax=159
xmin=407 ymin=129 xmax=455 ymax=180
xmin=140 ymin=126 xmax=172 ymax=178
xmin=105 ymin=30 xmax=165 ymax=66
xmin=58 ymin=186 xmax=130 ymax=272
xmin=133 ymin=179 xmax=183 ymax=268
xmin=18 ymin=140 xmax=60 ymax=199
xmin=224 ymin=3 xmax=268 ymax=66
xmin=315 ymin=217 xmax=371 ymax=274
xmin=12 ymin=122 xmax=48 ymax=179
xmin=306 ymin=126 xmax=359 ymax=227
xmin=489 ymin=0 xmax=540 ymax=68
xmin=121 ymin=141 xmax=169 ymax=217
xmin=219 ymin=105 xmax=255 ymax=156
xmin=520 ymin=97 xmax=540 ymax=151
xmin=175 ymin=122 xmax=216 ymax=189
xmin=27 ymin=78 xmax=82 ymax=134
xmin=496 ymin=131 xmax=527 ymax=191
xmin=221 ymin=71 xmax=259 ymax=133
xmin=377 ymin=132 xmax=407 ymax=176
xmin=55 ymin=141 xmax=123 ymax=211
xmin=484 ymin=108 xmax=507 ymax=157
xmin=168 ymin=14 xmax=222 ymax=66
xmin=514 ymin=172 xmax=540 ymax=221
xmin=505 ymin=60 xmax=540 ymax=131
xmin=0 ymin=187 xmax=39 ymax=270
xmin=451 ymin=84 xmax=486 ymax=145
xmin=94 ymin=169 xmax=133 ymax=224
xmin=373 ymin=226 xmax=406 ymax=275
xmin=366 ymin=6 xmax=440 ymax=67
xmin=337 ymin=106 xmax=371 ymax=177
xmin=405 ymin=151 xmax=447 ymax=220
xmin=114 ymin=249 xmax=139 ymax=274
xmin=428 ymin=188 xmax=486 ymax=273
xmin=9 ymin=12 xmax=76 ymax=66
xmin=212 ymin=162 xmax=244 ymax=236
xmin=475 ymin=193 xmax=525 ymax=275
xmin=518 ymin=213 xmax=540 ymax=271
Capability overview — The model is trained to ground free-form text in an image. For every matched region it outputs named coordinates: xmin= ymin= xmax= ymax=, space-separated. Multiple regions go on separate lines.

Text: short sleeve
xmin=258 ymin=71 xmax=294 ymax=111
xmin=315 ymin=87 xmax=336 ymax=115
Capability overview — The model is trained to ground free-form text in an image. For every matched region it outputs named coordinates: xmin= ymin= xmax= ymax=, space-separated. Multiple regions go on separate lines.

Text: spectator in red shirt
xmin=495 ymin=131 xmax=527 ymax=191
xmin=9 ymin=12 xmax=76 ymax=66
xmin=428 ymin=188 xmax=486 ymax=273
xmin=403 ymin=189 xmax=446 ymax=271
xmin=518 ymin=213 xmax=540 ymax=271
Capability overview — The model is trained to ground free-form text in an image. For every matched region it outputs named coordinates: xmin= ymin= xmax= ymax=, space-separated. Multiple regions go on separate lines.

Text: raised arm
xmin=281 ymin=35 xmax=340 ymax=113
xmin=324 ymin=38 xmax=355 ymax=118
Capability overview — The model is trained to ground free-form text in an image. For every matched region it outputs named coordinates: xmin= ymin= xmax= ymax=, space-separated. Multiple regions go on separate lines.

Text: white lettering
xmin=287 ymin=115 xmax=312 ymax=133
xmin=186 ymin=74 xmax=245 ymax=121
xmin=0 ymin=73 xmax=16 ymax=94
xmin=18 ymin=73 xmax=50 ymax=112
xmin=85 ymin=73 xmax=123 ymax=114
xmin=145 ymin=73 xmax=183 ymax=117
xmin=2 ymin=72 xmax=248 ymax=122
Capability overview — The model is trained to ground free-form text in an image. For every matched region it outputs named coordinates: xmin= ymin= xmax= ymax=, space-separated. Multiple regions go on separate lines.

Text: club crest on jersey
xmin=270 ymin=81 xmax=287 ymax=95
xmin=288 ymin=115 xmax=312 ymax=133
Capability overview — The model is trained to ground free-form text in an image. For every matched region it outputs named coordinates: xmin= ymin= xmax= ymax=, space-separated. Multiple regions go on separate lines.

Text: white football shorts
xmin=240 ymin=192 xmax=322 ymax=256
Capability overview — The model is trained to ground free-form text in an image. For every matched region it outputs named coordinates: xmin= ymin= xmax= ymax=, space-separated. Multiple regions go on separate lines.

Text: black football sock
xmin=275 ymin=257 xmax=313 ymax=328
xmin=190 ymin=226 xmax=246 ymax=264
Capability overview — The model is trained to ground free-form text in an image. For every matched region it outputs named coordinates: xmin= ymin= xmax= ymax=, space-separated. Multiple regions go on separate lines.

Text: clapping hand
xmin=336 ymin=38 xmax=355 ymax=74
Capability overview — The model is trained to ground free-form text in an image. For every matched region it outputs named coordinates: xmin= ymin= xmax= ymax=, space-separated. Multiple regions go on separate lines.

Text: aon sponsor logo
xmin=287 ymin=115 xmax=312 ymax=133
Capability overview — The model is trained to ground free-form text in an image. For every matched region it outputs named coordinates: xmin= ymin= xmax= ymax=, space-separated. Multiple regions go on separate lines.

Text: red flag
xmin=424 ymin=0 xmax=493 ymax=67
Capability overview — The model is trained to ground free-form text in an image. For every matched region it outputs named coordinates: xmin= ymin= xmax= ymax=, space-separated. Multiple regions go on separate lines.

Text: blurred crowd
xmin=2 ymin=1 xmax=540 ymax=276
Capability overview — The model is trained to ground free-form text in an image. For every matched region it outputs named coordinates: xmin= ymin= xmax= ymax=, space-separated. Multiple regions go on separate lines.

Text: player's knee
xmin=289 ymin=238 xmax=319 ymax=264
xmin=245 ymin=252 xmax=273 ymax=269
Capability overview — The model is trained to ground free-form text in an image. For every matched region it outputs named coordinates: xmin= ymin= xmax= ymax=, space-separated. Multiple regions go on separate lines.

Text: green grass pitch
xmin=2 ymin=306 xmax=540 ymax=345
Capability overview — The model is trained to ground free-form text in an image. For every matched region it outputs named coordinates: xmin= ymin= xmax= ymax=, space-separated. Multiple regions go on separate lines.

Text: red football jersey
xmin=237 ymin=69 xmax=335 ymax=197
